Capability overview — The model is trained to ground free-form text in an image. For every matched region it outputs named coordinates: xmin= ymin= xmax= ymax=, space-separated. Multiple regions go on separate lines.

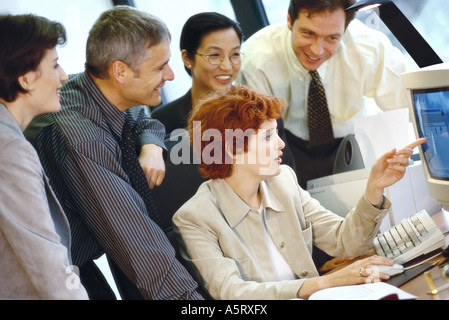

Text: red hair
xmin=188 ymin=85 xmax=285 ymax=179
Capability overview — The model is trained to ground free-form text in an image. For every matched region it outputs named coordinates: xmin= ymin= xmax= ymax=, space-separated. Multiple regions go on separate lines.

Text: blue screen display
xmin=413 ymin=87 xmax=449 ymax=180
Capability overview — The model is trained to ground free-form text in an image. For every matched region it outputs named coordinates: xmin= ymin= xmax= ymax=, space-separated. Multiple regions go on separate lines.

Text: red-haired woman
xmin=173 ymin=85 xmax=425 ymax=300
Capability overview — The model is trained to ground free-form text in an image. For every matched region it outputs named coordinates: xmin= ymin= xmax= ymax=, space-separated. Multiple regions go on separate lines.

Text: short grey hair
xmin=86 ymin=5 xmax=171 ymax=79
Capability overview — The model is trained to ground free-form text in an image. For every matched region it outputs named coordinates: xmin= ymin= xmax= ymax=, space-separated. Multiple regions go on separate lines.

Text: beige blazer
xmin=173 ymin=165 xmax=390 ymax=300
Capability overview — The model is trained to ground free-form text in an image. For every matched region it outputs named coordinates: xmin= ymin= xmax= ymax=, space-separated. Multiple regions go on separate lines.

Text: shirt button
xmin=279 ymin=241 xmax=285 ymax=248
xmin=301 ymin=270 xmax=309 ymax=277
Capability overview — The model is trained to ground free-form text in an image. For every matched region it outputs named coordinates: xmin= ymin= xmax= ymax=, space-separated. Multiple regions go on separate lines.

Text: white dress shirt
xmin=236 ymin=19 xmax=412 ymax=141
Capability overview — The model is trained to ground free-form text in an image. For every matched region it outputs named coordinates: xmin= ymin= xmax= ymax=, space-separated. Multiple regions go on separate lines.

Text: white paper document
xmin=308 ymin=282 xmax=416 ymax=300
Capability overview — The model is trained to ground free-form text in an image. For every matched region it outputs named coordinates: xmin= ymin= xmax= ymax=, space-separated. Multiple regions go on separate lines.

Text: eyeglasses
xmin=193 ymin=51 xmax=245 ymax=66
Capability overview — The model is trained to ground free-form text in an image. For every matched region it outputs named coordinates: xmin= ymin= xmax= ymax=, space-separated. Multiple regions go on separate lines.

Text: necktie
xmin=119 ymin=120 xmax=161 ymax=226
xmin=307 ymin=70 xmax=334 ymax=146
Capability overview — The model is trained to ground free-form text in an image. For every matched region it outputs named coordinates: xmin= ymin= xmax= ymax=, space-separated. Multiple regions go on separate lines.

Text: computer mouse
xmin=375 ymin=263 xmax=404 ymax=276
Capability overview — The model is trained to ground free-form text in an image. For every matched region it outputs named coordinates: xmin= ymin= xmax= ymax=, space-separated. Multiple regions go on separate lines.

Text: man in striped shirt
xmin=25 ymin=6 xmax=203 ymax=300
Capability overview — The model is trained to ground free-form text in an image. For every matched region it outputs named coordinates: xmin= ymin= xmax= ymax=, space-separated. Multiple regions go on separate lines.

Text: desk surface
xmin=399 ymin=210 xmax=449 ymax=300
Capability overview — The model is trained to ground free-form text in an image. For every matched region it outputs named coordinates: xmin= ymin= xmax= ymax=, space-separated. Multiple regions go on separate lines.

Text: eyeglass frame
xmin=191 ymin=51 xmax=245 ymax=66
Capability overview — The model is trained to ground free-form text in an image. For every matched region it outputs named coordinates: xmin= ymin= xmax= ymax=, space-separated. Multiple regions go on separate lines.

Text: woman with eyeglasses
xmin=152 ymin=12 xmax=244 ymax=134
xmin=152 ymin=12 xmax=296 ymax=169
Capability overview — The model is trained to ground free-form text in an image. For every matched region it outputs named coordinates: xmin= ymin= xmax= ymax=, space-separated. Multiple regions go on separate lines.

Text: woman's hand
xmin=298 ymin=255 xmax=395 ymax=299
xmin=365 ymin=138 xmax=426 ymax=206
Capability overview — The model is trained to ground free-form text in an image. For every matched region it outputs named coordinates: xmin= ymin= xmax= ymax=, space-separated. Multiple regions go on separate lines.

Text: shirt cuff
xmin=359 ymin=195 xmax=391 ymax=223
xmin=139 ymin=133 xmax=167 ymax=151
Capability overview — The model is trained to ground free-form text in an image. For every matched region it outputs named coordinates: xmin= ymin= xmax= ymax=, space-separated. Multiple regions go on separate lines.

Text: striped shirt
xmin=25 ymin=71 xmax=202 ymax=300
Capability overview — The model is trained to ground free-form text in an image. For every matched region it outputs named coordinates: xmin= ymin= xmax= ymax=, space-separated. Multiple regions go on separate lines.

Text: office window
xmin=262 ymin=0 xmax=290 ymax=24
xmin=395 ymin=0 xmax=449 ymax=63
xmin=134 ymin=0 xmax=236 ymax=103
xmin=355 ymin=0 xmax=449 ymax=68
xmin=0 ymin=0 xmax=113 ymax=75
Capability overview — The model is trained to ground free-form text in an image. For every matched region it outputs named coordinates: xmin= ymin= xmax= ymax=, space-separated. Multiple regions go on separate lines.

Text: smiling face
xmin=25 ymin=47 xmax=68 ymax=116
xmin=121 ymin=39 xmax=174 ymax=108
xmin=288 ymin=8 xmax=346 ymax=71
xmin=185 ymin=28 xmax=241 ymax=96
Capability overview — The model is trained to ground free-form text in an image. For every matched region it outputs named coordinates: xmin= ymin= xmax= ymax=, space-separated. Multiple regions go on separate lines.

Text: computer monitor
xmin=402 ymin=62 xmax=449 ymax=211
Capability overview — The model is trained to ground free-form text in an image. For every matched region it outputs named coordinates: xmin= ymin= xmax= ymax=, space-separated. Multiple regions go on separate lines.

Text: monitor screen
xmin=412 ymin=87 xmax=449 ymax=180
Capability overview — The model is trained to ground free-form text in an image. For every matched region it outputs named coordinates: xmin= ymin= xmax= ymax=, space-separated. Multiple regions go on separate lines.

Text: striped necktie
xmin=119 ymin=120 xmax=161 ymax=226
xmin=307 ymin=70 xmax=334 ymax=146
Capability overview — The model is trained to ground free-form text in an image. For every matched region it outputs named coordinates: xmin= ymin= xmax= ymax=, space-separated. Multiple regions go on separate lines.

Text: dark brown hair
xmin=288 ymin=0 xmax=356 ymax=28
xmin=0 ymin=14 xmax=66 ymax=102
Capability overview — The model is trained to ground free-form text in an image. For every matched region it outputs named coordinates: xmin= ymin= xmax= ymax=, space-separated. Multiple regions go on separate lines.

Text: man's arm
xmin=126 ymin=106 xmax=166 ymax=188
xmin=54 ymin=127 xmax=200 ymax=299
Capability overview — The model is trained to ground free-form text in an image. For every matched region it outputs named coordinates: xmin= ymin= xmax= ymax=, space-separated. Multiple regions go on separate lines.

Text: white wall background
xmin=0 ymin=0 xmax=113 ymax=75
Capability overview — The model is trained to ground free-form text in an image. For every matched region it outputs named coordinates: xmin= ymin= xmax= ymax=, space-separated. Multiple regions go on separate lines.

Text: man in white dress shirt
xmin=236 ymin=0 xmax=410 ymax=189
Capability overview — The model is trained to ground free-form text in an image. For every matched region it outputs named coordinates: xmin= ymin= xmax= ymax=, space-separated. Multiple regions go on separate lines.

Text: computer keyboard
xmin=373 ymin=210 xmax=446 ymax=264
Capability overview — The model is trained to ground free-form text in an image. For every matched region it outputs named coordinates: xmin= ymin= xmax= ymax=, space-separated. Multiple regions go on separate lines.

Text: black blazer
xmin=152 ymin=90 xmax=192 ymax=135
